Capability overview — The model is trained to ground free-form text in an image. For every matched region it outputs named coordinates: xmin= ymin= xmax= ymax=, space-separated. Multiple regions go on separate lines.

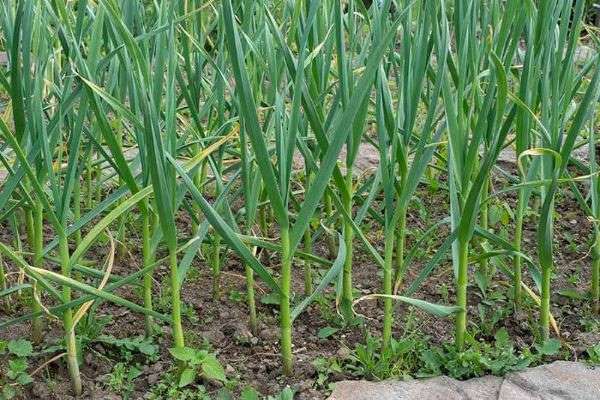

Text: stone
xmin=498 ymin=361 xmax=600 ymax=400
xmin=259 ymin=327 xmax=279 ymax=342
xmin=199 ymin=329 xmax=226 ymax=345
xmin=327 ymin=375 xmax=502 ymax=400
xmin=327 ymin=362 xmax=600 ymax=400
xmin=147 ymin=373 xmax=161 ymax=385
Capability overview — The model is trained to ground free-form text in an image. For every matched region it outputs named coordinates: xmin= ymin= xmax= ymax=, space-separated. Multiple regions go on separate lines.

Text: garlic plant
xmin=0 ymin=0 xmax=598 ymax=395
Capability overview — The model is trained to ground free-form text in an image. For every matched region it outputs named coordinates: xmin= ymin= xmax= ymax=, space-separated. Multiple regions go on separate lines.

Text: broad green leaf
xmin=178 ymin=368 xmax=197 ymax=388
xmin=8 ymin=339 xmax=33 ymax=358
xmin=169 ymin=347 xmax=197 ymax=362
xmin=240 ymin=387 xmax=261 ymax=400
xmin=202 ymin=354 xmax=226 ymax=382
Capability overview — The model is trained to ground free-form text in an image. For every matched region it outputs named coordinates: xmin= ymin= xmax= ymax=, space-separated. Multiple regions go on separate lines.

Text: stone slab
xmin=327 ymin=361 xmax=600 ymax=400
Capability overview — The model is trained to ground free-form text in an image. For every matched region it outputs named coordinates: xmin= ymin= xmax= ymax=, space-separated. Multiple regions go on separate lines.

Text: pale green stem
xmin=593 ymin=228 xmax=600 ymax=314
xmin=455 ymin=237 xmax=469 ymax=350
xmin=85 ymin=155 xmax=93 ymax=209
xmin=245 ymin=263 xmax=257 ymax=335
xmin=303 ymin=170 xmax=314 ymax=296
xmin=324 ymin=191 xmax=337 ymax=258
xmin=280 ymin=226 xmax=293 ymax=376
xmin=169 ymin=248 xmax=185 ymax=349
xmin=142 ymin=201 xmax=154 ymax=337
xmin=394 ymin=171 xmax=407 ymax=287
xmin=73 ymin=176 xmax=82 ymax=246
xmin=479 ymin=177 xmax=489 ymax=279
xmin=540 ymin=264 xmax=551 ymax=342
xmin=0 ymin=253 xmax=5 ymax=291
xmin=258 ymin=205 xmax=268 ymax=237
xmin=59 ymin=233 xmax=82 ymax=396
xmin=303 ymin=227 xmax=313 ymax=296
xmin=0 ymin=253 xmax=5 ymax=308
xmin=22 ymin=208 xmax=34 ymax=297
xmin=394 ymin=207 xmax=406 ymax=286
xmin=211 ymin=234 xmax=221 ymax=300
xmin=191 ymin=158 xmax=207 ymax=233
xmin=95 ymin=163 xmax=101 ymax=204
xmin=31 ymin=199 xmax=44 ymax=344
xmin=340 ymin=173 xmax=354 ymax=319
xmin=513 ymin=190 xmax=525 ymax=309
xmin=382 ymin=229 xmax=395 ymax=351
xmin=258 ymin=187 xmax=269 ymax=238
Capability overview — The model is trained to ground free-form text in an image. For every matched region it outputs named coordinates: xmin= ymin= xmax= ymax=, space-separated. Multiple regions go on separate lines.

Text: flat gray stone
xmin=327 ymin=375 xmax=502 ymax=400
xmin=327 ymin=362 xmax=600 ymax=400
xmin=498 ymin=361 xmax=600 ymax=400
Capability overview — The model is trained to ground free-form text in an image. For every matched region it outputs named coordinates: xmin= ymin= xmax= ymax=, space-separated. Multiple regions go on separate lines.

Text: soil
xmin=1 ymin=158 xmax=599 ymax=399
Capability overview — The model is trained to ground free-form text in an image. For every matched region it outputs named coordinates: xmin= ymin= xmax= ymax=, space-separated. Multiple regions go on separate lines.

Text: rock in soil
xmin=327 ymin=361 xmax=600 ymax=400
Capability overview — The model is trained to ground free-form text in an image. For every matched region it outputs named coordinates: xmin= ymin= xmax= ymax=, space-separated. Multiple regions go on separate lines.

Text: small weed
xmin=148 ymin=371 xmax=211 ymax=400
xmin=240 ymin=386 xmax=296 ymax=400
xmin=587 ymin=344 xmax=600 ymax=365
xmin=313 ymin=356 xmax=343 ymax=389
xmin=0 ymin=339 xmax=34 ymax=399
xmin=105 ymin=362 xmax=142 ymax=399
xmin=169 ymin=346 xmax=227 ymax=388
xmin=420 ymin=330 xmax=561 ymax=379
xmin=345 ymin=333 xmax=429 ymax=380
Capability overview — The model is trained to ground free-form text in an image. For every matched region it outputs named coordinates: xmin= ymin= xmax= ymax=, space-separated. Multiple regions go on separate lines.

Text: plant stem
xmin=23 ymin=208 xmax=34 ymax=297
xmin=24 ymin=208 xmax=35 ymax=256
xmin=169 ymin=248 xmax=185 ymax=349
xmin=593 ymin=228 xmax=600 ymax=314
xmin=116 ymin=120 xmax=126 ymax=259
xmin=0 ymin=253 xmax=4 ymax=290
xmin=455 ymin=237 xmax=469 ymax=350
xmin=280 ymin=226 xmax=293 ymax=376
xmin=513 ymin=190 xmax=525 ymax=309
xmin=258 ymin=186 xmax=269 ymax=238
xmin=258 ymin=206 xmax=268 ymax=237
xmin=324 ymin=191 xmax=337 ymax=258
xmin=479 ymin=177 xmax=489 ymax=279
xmin=382 ymin=229 xmax=394 ymax=351
xmin=540 ymin=264 xmax=551 ymax=342
xmin=394 ymin=206 xmax=406 ymax=286
xmin=303 ymin=228 xmax=313 ymax=296
xmin=73 ymin=176 xmax=82 ymax=247
xmin=212 ymin=234 xmax=221 ymax=300
xmin=394 ymin=168 xmax=407 ymax=287
xmin=245 ymin=262 xmax=257 ymax=335
xmin=0 ymin=253 xmax=5 ymax=308
xmin=191 ymin=158 xmax=207 ymax=233
xmin=85 ymin=155 xmax=93 ymax=209
xmin=95 ymin=163 xmax=101 ymax=204
xmin=10 ymin=215 xmax=22 ymax=300
xmin=141 ymin=201 xmax=154 ymax=337
xmin=303 ymin=172 xmax=314 ymax=297
xmin=31 ymin=199 xmax=44 ymax=344
xmin=539 ymin=154 xmax=554 ymax=342
xmin=59 ymin=233 xmax=82 ymax=396
xmin=340 ymin=173 xmax=354 ymax=319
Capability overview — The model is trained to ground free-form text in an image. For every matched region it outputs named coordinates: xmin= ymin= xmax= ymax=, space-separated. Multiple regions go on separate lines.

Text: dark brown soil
xmin=1 ymin=168 xmax=599 ymax=399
